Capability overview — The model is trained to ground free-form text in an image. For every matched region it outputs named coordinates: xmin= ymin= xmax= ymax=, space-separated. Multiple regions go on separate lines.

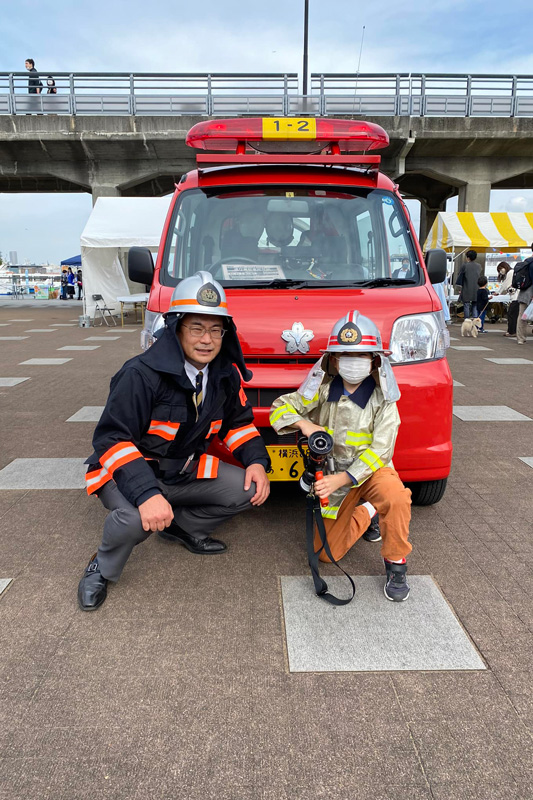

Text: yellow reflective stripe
xmin=359 ymin=448 xmax=384 ymax=472
xmin=270 ymin=403 xmax=297 ymax=424
xmin=320 ymin=505 xmax=340 ymax=519
xmin=301 ymin=392 xmax=319 ymax=406
xmin=346 ymin=431 xmax=373 ymax=445
xmin=324 ymin=426 xmax=334 ymax=436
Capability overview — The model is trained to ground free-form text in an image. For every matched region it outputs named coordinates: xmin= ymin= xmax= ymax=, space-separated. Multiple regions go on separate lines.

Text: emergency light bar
xmin=186 ymin=118 xmax=389 ymax=154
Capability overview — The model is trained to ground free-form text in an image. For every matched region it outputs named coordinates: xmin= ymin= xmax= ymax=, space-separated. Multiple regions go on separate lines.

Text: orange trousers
xmin=314 ymin=467 xmax=412 ymax=563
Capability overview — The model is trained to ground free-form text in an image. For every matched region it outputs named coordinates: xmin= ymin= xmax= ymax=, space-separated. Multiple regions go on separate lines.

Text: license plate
xmin=267 ymin=445 xmax=305 ymax=481
xmin=262 ymin=117 xmax=317 ymax=140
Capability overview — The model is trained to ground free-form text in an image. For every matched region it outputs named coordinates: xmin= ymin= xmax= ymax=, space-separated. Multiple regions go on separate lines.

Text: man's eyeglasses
xmin=181 ymin=323 xmax=226 ymax=340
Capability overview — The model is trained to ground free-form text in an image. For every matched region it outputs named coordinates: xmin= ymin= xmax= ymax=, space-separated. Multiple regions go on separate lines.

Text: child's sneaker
xmin=362 ymin=515 xmax=381 ymax=542
xmin=384 ymin=560 xmax=410 ymax=602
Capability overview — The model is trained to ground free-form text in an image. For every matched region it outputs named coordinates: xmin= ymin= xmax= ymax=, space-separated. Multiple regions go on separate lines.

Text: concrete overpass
xmin=2 ymin=113 xmax=533 ymax=243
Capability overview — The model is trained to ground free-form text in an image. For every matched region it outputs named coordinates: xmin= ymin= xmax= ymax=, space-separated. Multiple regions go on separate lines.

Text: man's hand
xmin=294 ymin=420 xmax=326 ymax=438
xmin=244 ymin=464 xmax=270 ymax=506
xmin=138 ymin=493 xmax=174 ymax=532
xmin=314 ymin=472 xmax=352 ymax=500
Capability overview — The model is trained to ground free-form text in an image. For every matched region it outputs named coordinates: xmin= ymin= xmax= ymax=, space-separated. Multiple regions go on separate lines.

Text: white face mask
xmin=337 ymin=356 xmax=372 ymax=385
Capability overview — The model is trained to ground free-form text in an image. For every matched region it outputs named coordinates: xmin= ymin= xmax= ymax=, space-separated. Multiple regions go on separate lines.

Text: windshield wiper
xmin=255 ymin=279 xmax=310 ymax=289
xmin=356 ymin=278 xmax=418 ymax=288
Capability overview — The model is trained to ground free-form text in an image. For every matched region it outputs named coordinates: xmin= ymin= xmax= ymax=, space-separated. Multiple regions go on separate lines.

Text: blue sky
xmin=1 ymin=0 xmax=532 ymax=264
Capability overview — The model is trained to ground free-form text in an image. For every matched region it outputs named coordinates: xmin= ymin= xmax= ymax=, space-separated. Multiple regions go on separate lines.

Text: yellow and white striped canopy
xmin=424 ymin=212 xmax=533 ymax=252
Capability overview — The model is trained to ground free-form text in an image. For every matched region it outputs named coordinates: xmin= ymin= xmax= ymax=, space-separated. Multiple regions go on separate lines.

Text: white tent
xmin=80 ymin=197 xmax=172 ymax=317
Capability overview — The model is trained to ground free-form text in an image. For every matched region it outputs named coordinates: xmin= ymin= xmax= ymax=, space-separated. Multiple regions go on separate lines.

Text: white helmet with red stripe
xmin=324 ymin=310 xmax=386 ymax=354
xmin=166 ymin=271 xmax=230 ymax=318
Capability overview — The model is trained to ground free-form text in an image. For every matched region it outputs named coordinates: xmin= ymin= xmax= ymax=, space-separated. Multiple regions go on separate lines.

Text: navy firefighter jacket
xmin=85 ymin=315 xmax=269 ymax=507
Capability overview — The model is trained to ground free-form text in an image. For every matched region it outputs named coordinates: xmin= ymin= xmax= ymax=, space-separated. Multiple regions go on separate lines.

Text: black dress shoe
xmin=78 ymin=554 xmax=108 ymax=611
xmin=158 ymin=522 xmax=227 ymax=554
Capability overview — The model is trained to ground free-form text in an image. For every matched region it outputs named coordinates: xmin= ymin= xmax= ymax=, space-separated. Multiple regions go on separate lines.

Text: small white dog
xmin=461 ymin=317 xmax=482 ymax=337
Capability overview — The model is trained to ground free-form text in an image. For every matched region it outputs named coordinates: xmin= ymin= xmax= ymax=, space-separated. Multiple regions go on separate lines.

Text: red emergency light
xmin=186 ymin=117 xmax=389 ymax=154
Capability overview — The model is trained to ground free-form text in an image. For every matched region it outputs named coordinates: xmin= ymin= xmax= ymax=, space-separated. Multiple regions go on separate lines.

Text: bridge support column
xmin=91 ymin=183 xmax=121 ymax=205
xmin=419 ymin=202 xmax=446 ymax=251
xmin=457 ymin=180 xmax=491 ymax=213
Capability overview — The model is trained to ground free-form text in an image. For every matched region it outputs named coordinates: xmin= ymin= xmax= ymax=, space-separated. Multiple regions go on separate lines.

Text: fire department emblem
xmin=337 ymin=322 xmax=362 ymax=345
xmin=281 ymin=321 xmax=314 ymax=354
xmin=197 ymin=283 xmax=220 ymax=307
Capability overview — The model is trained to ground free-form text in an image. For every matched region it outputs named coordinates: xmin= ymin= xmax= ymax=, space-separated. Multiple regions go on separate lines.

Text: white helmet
xmin=324 ymin=310 xmax=386 ymax=354
xmin=166 ymin=271 xmax=230 ymax=318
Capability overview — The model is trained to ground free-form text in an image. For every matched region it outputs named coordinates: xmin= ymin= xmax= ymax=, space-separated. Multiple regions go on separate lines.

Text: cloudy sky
xmin=1 ymin=0 xmax=532 ymax=264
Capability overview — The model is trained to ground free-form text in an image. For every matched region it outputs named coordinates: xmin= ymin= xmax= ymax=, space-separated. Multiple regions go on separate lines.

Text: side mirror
xmin=128 ymin=247 xmax=154 ymax=285
xmin=425 ymin=248 xmax=447 ymax=285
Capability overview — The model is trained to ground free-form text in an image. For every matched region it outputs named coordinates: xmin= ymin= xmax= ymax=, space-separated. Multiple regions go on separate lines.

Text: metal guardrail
xmin=1 ymin=71 xmax=533 ymax=117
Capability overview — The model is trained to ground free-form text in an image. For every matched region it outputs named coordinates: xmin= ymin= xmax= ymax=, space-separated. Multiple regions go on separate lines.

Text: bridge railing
xmin=0 ymin=72 xmax=299 ymax=116
xmin=1 ymin=71 xmax=533 ymax=117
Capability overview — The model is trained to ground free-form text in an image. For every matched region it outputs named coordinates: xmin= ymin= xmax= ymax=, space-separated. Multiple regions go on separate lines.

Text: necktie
xmin=194 ymin=371 xmax=203 ymax=419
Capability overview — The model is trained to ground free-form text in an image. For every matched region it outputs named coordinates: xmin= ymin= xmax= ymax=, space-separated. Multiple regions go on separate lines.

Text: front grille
xmin=244 ymin=387 xmax=298 ymax=408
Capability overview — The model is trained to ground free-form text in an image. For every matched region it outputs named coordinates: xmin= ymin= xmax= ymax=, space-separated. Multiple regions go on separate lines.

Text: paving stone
xmin=0 ymin=336 xmax=29 ymax=340
xmin=453 ymin=380 xmax=464 ymax=386
xmin=66 ymin=406 xmax=104 ymax=422
xmin=57 ymin=345 xmax=100 ymax=351
xmin=8 ymin=318 xmax=33 ymax=321
xmin=453 ymin=405 xmax=532 ymax=421
xmin=0 ymin=378 xmax=29 ymax=386
xmin=280 ymin=576 xmax=485 ymax=672
xmin=519 ymin=457 xmax=533 ymax=468
xmin=49 ymin=323 xmax=76 ymax=327
xmin=0 ymin=458 xmax=86 ymax=489
xmin=484 ymin=358 xmax=533 ymax=364
xmin=19 ymin=358 xmax=73 ymax=365
xmin=450 ymin=346 xmax=493 ymax=351
xmin=84 ymin=336 xmax=121 ymax=341
xmin=0 ymin=578 xmax=12 ymax=596
xmin=24 ymin=328 xmax=54 ymax=333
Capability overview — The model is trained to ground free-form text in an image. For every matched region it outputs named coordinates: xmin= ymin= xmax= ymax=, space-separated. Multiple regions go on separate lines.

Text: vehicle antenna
xmin=352 ymin=25 xmax=366 ymax=118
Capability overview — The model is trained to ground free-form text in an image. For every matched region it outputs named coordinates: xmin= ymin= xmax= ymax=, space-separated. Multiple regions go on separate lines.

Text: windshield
xmin=161 ymin=187 xmax=420 ymax=288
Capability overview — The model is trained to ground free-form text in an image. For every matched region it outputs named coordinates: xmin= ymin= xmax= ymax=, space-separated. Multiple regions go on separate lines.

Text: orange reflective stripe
xmin=207 ymin=419 xmax=222 ymax=437
xmin=170 ymin=298 xmax=228 ymax=308
xmin=223 ymin=424 xmax=260 ymax=453
xmin=85 ymin=466 xmax=112 ymax=495
xmin=147 ymin=420 xmax=181 ymax=441
xmin=196 ymin=454 xmax=219 ymax=479
xmin=101 ymin=441 xmax=143 ymax=476
xmin=239 ymin=386 xmax=247 ymax=407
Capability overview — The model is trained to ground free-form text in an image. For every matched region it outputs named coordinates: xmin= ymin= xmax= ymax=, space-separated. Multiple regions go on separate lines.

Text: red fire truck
xmin=129 ymin=117 xmax=452 ymax=505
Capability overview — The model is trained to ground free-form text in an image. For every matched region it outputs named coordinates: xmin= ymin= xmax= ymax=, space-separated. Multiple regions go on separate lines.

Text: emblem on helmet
xmin=337 ymin=323 xmax=362 ymax=345
xmin=281 ymin=321 xmax=314 ymax=354
xmin=197 ymin=283 xmax=220 ymax=307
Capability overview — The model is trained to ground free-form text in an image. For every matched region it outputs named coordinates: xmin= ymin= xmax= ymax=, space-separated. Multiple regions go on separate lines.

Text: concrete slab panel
xmin=519 ymin=457 xmax=533 ymax=468
xmin=450 ymin=346 xmax=492 ymax=351
xmin=0 ymin=336 xmax=30 ymax=340
xmin=281 ymin=576 xmax=485 ymax=673
xmin=25 ymin=329 xmax=54 ymax=333
xmin=453 ymin=381 xmax=464 ymax=387
xmin=8 ymin=318 xmax=33 ymax=321
xmin=485 ymin=358 xmax=533 ymax=365
xmin=19 ymin=358 xmax=73 ymax=365
xmin=453 ymin=405 xmax=531 ymax=421
xmin=0 ymin=377 xmax=30 ymax=387
xmin=0 ymin=323 xmax=12 ymax=326
xmin=0 ymin=577 xmax=13 ymax=596
xmin=0 ymin=458 xmax=86 ymax=489
xmin=50 ymin=323 xmax=76 ymax=327
xmin=84 ymin=336 xmax=121 ymax=341
xmin=57 ymin=345 xmax=100 ymax=351
xmin=66 ymin=406 xmax=104 ymax=422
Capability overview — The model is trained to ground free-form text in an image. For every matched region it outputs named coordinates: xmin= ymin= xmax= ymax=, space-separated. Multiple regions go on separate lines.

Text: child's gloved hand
xmin=314 ymin=472 xmax=352 ymax=499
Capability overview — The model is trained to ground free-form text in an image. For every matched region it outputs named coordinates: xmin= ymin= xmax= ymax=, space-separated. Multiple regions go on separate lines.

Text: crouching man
xmin=78 ymin=272 xmax=270 ymax=611
xmin=270 ymin=311 xmax=412 ymax=601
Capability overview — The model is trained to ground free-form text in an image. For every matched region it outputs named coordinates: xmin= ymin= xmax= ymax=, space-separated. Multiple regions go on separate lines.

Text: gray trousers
xmin=96 ymin=462 xmax=255 ymax=582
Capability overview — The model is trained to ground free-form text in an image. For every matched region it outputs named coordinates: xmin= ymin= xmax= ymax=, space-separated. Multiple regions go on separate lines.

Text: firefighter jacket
xmin=270 ymin=371 xmax=400 ymax=519
xmin=85 ymin=315 xmax=269 ymax=507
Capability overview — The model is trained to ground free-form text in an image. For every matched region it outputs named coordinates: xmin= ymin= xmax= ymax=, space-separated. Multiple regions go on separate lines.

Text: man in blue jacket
xmin=78 ymin=271 xmax=270 ymax=611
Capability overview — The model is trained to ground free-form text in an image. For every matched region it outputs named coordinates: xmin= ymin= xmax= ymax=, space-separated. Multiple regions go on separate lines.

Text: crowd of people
xmin=60 ymin=266 xmax=83 ymax=300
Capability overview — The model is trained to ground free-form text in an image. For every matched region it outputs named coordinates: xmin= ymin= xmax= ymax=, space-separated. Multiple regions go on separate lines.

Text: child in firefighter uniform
xmin=78 ymin=271 xmax=270 ymax=611
xmin=270 ymin=310 xmax=412 ymax=601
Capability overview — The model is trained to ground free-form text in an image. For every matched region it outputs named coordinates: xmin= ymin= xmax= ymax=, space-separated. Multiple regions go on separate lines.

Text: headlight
xmin=140 ymin=310 xmax=164 ymax=351
xmin=389 ymin=311 xmax=449 ymax=364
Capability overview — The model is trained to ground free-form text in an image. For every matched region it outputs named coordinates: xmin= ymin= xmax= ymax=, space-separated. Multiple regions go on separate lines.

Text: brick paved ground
xmin=0 ymin=303 xmax=532 ymax=800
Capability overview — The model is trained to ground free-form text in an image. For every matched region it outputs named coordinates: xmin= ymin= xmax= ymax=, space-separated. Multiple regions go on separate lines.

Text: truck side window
xmin=381 ymin=195 xmax=415 ymax=278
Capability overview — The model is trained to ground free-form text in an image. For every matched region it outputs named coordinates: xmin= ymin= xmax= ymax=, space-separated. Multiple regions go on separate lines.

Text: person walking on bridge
xmin=78 ymin=271 xmax=270 ymax=611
